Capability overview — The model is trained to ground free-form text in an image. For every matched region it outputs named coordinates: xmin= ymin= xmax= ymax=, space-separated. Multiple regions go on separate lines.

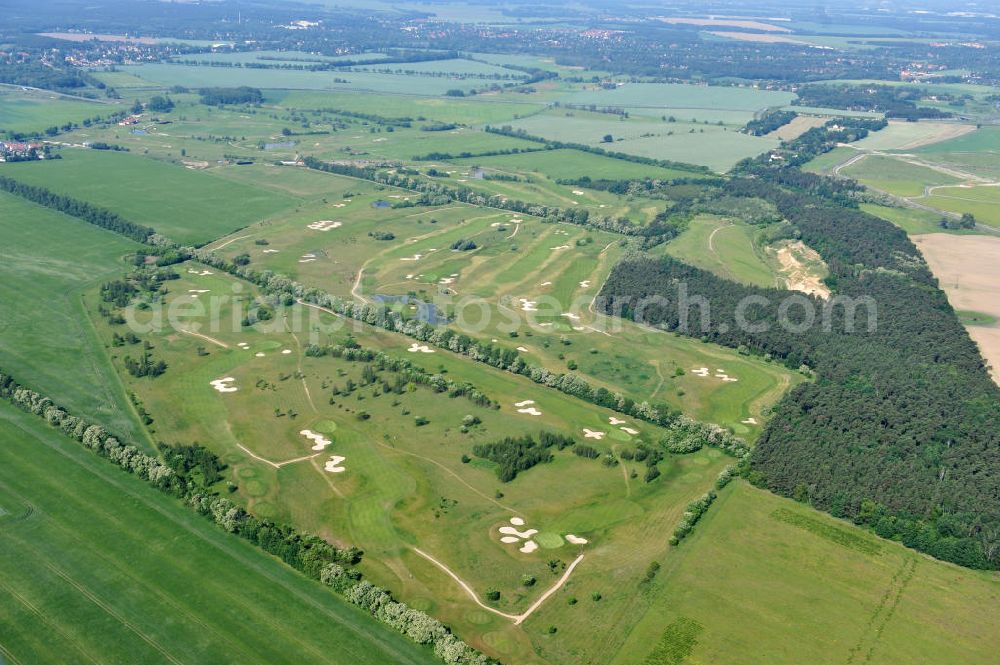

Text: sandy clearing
xmin=300 ymin=429 xmax=332 ymax=451
xmin=609 ymin=416 xmax=626 ymax=425
xmin=519 ymin=541 xmax=539 ymax=554
xmin=583 ymin=429 xmax=605 ymax=440
xmin=913 ymin=233 xmax=1000 ymax=384
xmin=771 ymin=240 xmax=831 ymax=298
xmin=514 ymin=400 xmax=535 ymax=407
xmin=510 ymin=517 xmax=525 ymax=526
xmin=517 ymin=407 xmax=543 ymax=416
xmin=499 ymin=526 xmax=539 ymax=539
xmin=407 ymin=343 xmax=435 ymax=353
xmin=324 ymin=455 xmax=347 ymax=473
xmin=565 ymin=534 xmax=588 ymax=545
xmin=620 ymin=427 xmax=640 ymax=435
xmin=500 ymin=536 xmax=520 ymax=544
xmin=516 ymin=346 xmax=529 ymax=352
xmin=308 ymin=220 xmax=342 ymax=231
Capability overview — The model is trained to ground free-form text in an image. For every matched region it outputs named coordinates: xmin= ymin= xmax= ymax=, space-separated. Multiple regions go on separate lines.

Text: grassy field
xmin=448 ymin=148 xmax=706 ymax=181
xmin=3 ymin=150 xmax=298 ymax=245
xmin=0 ymin=86 xmax=116 ymax=134
xmin=0 ymin=192 xmax=149 ymax=447
xmin=559 ymin=83 xmax=796 ymax=121
xmin=504 ymin=110 xmax=776 ymax=172
xmin=609 ymin=481 xmax=1000 ymax=664
xmin=850 ymin=120 xmax=976 ymax=151
xmin=859 ymin=203 xmax=984 ymax=236
xmin=924 ymin=184 xmax=1000 ymax=228
xmin=841 ymin=154 xmax=963 ymax=197
xmin=0 ymin=401 xmax=439 ymax=665
xmin=665 ymin=215 xmax=780 ymax=288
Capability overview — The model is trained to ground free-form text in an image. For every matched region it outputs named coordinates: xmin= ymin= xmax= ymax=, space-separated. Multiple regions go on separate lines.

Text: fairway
xmin=0 ymin=402 xmax=439 ymax=665
xmin=3 ymin=150 xmax=298 ymax=245
xmin=841 ymin=154 xmax=963 ymax=197
xmin=665 ymin=215 xmax=779 ymax=288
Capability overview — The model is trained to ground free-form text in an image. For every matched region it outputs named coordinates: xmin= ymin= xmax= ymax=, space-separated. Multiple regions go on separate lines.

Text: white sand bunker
xmin=579 ymin=280 xmax=591 ymax=288
xmin=691 ymin=367 xmax=710 ymax=377
xmin=405 ymin=274 xmax=414 ymax=279
xmin=301 ymin=429 xmax=332 ymax=451
xmin=565 ymin=534 xmax=588 ymax=545
xmin=582 ymin=429 xmax=605 ymax=440
xmin=210 ymin=377 xmax=238 ymax=393
xmin=262 ymin=249 xmax=279 ymax=254
xmin=255 ymin=352 xmax=265 ymax=357
xmin=609 ymin=416 xmax=625 ymax=425
xmin=516 ymin=346 xmax=529 ymax=352
xmin=518 ymin=407 xmax=542 ymax=416
xmin=741 ymin=417 xmax=758 ymax=425
xmin=187 ymin=269 xmax=213 ymax=276
xmin=400 ymin=254 xmax=423 ymax=262
xmin=189 ymin=289 xmax=210 ymax=294
xmin=620 ymin=427 xmax=639 ymax=435
xmin=299 ymin=258 xmax=316 ymax=264
xmin=540 ymin=281 xmax=552 ymax=286
xmin=510 ymin=517 xmax=525 ymax=526
xmin=572 ymin=190 xmax=586 ymax=195
xmin=500 ymin=536 xmax=520 ymax=544
xmin=499 ymin=526 xmax=538 ymax=539
xmin=518 ymin=298 xmax=538 ymax=312
xmin=408 ymin=343 xmax=435 ymax=353
xmin=550 ymin=245 xmax=570 ymax=250
xmin=514 ymin=400 xmax=535 ymax=407
xmin=308 ymin=220 xmax=342 ymax=231
xmin=572 ymin=326 xmax=585 ymax=331
xmin=237 ymin=341 xmax=250 ymax=348
xmin=519 ymin=541 xmax=539 ymax=554
xmin=282 ymin=349 xmax=292 ymax=355
xmin=439 ymin=277 xmax=455 ymax=285
xmin=332 ymin=203 xmax=347 ymax=208
xmin=561 ymin=313 xmax=581 ymax=321
xmin=324 ymin=455 xmax=346 ymax=473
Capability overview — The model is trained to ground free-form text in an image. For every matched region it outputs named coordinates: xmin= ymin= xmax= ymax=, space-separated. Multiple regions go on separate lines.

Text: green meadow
xmin=0 ymin=402 xmax=438 ymax=665
xmin=3 ymin=150 xmax=298 ymax=245
xmin=841 ymin=154 xmax=963 ymax=197
xmin=0 ymin=86 xmax=116 ymax=134
xmin=665 ymin=215 xmax=780 ymax=288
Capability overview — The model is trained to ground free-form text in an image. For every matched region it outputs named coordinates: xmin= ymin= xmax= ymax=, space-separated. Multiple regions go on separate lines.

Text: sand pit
xmin=262 ymin=249 xmax=279 ymax=254
xmin=582 ymin=429 xmax=605 ymax=440
xmin=519 ymin=541 xmax=539 ymax=554
xmin=400 ymin=254 xmax=424 ymax=262
xmin=561 ymin=313 xmax=581 ymax=321
xmin=187 ymin=269 xmax=213 ymax=276
xmin=565 ymin=534 xmax=588 ymax=545
xmin=741 ymin=417 xmax=758 ymax=425
xmin=609 ymin=416 xmax=626 ymax=425
xmin=500 ymin=526 xmax=539 ymax=539
xmin=301 ymin=429 xmax=333 ymax=451
xmin=299 ymin=258 xmax=316 ymax=264
xmin=518 ymin=299 xmax=538 ymax=312
xmin=620 ymin=427 xmax=639 ymax=435
xmin=516 ymin=346 xmax=529 ymax=352
xmin=281 ymin=349 xmax=292 ymax=355
xmin=188 ymin=289 xmax=210 ymax=294
xmin=579 ymin=280 xmax=591 ymax=288
xmin=237 ymin=342 xmax=249 ymax=347
xmin=408 ymin=343 xmax=435 ymax=353
xmin=332 ymin=203 xmax=347 ymax=208
xmin=514 ymin=400 xmax=535 ymax=407
xmin=308 ymin=220 xmax=342 ymax=231
xmin=510 ymin=517 xmax=525 ymax=526
xmin=210 ymin=377 xmax=238 ymax=393
xmin=540 ymin=281 xmax=552 ymax=286
xmin=255 ymin=352 xmax=265 ymax=357
xmin=572 ymin=190 xmax=586 ymax=195
xmin=517 ymin=407 xmax=543 ymax=416
xmin=439 ymin=277 xmax=455 ymax=285
xmin=550 ymin=245 xmax=571 ymax=250
xmin=691 ymin=367 xmax=710 ymax=377
xmin=500 ymin=536 xmax=520 ymax=544
xmin=324 ymin=455 xmax=346 ymax=473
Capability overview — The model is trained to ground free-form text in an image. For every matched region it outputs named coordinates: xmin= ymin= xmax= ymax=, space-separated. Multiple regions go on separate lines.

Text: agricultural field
xmin=0 ymin=401 xmax=439 ymax=665
xmin=0 ymin=86 xmax=117 ymax=134
xmin=85 ymin=261 xmax=733 ymax=664
xmin=0 ymin=192 xmax=148 ymax=445
xmin=850 ymin=120 xmax=976 ymax=151
xmin=3 ymin=150 xmax=298 ymax=245
xmin=612 ymin=481 xmax=1000 ymax=664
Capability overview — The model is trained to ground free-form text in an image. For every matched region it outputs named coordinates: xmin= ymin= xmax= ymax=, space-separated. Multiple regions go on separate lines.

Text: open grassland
xmin=447 ymin=148 xmax=707 ymax=181
xmin=859 ymin=203 xmax=965 ymax=236
xmin=851 ymin=120 xmax=977 ymax=151
xmin=610 ymin=482 xmax=1000 ymax=664
xmin=802 ymin=145 xmax=857 ymax=174
xmin=912 ymin=233 xmax=1000 ymax=383
xmin=0 ymin=192 xmax=148 ymax=446
xmin=353 ymin=58 xmax=525 ymax=78
xmin=0 ymin=86 xmax=116 ymax=134
xmin=841 ymin=154 xmax=964 ymax=197
xmin=174 ymin=50 xmax=395 ymax=65
xmin=123 ymin=63 xmax=494 ymax=96
xmin=88 ymin=263 xmax=732 ymax=664
xmin=665 ymin=215 xmax=779 ymax=288
xmin=559 ymin=82 xmax=796 ymax=120
xmin=924 ymin=184 xmax=1000 ymax=228
xmin=3 ymin=150 xmax=298 ymax=245
xmin=0 ymin=402 xmax=439 ymax=665
xmin=504 ymin=111 xmax=776 ymax=172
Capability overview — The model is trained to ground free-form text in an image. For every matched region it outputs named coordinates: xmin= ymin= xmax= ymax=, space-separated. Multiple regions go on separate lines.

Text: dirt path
xmin=613 ymin=445 xmax=632 ymax=497
xmin=413 ymin=548 xmax=585 ymax=625
xmin=177 ymin=327 xmax=229 ymax=348
xmin=208 ymin=234 xmax=254 ymax=251
xmin=236 ymin=443 xmax=319 ymax=469
xmin=283 ymin=316 xmax=317 ymax=413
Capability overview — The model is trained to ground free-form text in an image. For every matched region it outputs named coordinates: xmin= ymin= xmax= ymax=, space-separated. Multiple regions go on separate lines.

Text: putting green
xmin=534 ymin=532 xmax=565 ymax=549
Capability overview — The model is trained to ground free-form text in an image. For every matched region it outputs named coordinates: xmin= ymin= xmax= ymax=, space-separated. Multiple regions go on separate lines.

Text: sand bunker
xmin=609 ymin=416 xmax=625 ymax=425
xmin=516 ymin=346 xmax=529 ymax=352
xmin=400 ymin=254 xmax=423 ymax=262
xmin=741 ymin=417 xmax=758 ymax=425
xmin=514 ymin=400 xmax=535 ymax=407
xmin=210 ymin=377 xmax=238 ymax=393
xmin=519 ymin=541 xmax=539 ymax=554
xmin=582 ymin=429 xmax=605 ymax=440
xmin=255 ymin=352 xmax=265 ymax=357
xmin=500 ymin=526 xmax=539 ymax=539
xmin=301 ymin=429 xmax=332 ymax=451
xmin=561 ymin=313 xmax=581 ymax=321
xmin=308 ymin=220 xmax=342 ymax=231
xmin=262 ymin=249 xmax=279 ymax=254
xmin=550 ymin=245 xmax=571 ymax=250
xmin=439 ymin=277 xmax=455 ymax=285
xmin=510 ymin=517 xmax=525 ymax=526
xmin=620 ymin=427 xmax=639 ymax=435
xmin=572 ymin=190 xmax=585 ymax=195
xmin=517 ymin=407 xmax=542 ymax=416
xmin=189 ymin=289 xmax=210 ymax=294
xmin=500 ymin=536 xmax=520 ymax=544
xmin=579 ymin=280 xmax=591 ymax=288
xmin=518 ymin=298 xmax=538 ymax=312
xmin=324 ymin=455 xmax=346 ymax=473
xmin=565 ymin=534 xmax=588 ymax=545
xmin=540 ymin=281 xmax=552 ymax=286
xmin=408 ymin=343 xmax=435 ymax=353
xmin=299 ymin=258 xmax=316 ymax=264
xmin=282 ymin=349 xmax=292 ymax=355
xmin=332 ymin=203 xmax=347 ymax=208
xmin=691 ymin=367 xmax=710 ymax=377
xmin=187 ymin=269 xmax=213 ymax=276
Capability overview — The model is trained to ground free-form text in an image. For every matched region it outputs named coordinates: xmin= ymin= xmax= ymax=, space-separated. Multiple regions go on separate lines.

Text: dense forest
xmin=598 ymin=171 xmax=1000 ymax=569
xmin=794 ymin=84 xmax=953 ymax=120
